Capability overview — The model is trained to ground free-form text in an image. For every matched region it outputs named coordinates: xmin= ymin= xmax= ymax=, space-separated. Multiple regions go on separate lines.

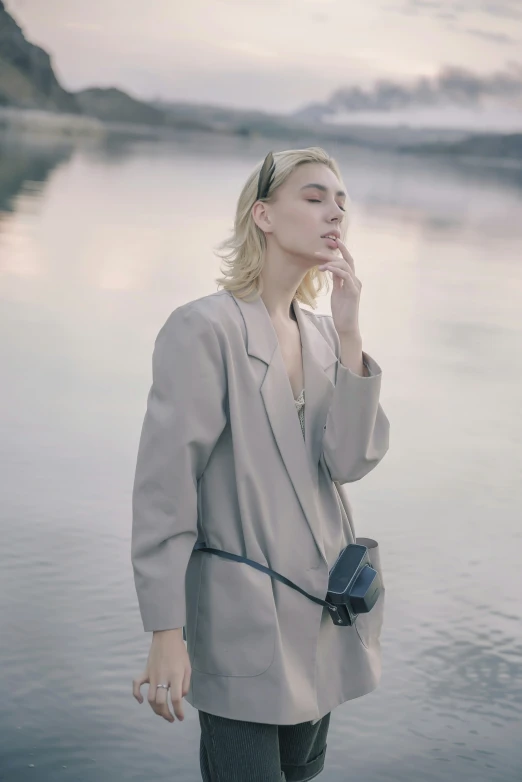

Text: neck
xmin=258 ymin=246 xmax=307 ymax=326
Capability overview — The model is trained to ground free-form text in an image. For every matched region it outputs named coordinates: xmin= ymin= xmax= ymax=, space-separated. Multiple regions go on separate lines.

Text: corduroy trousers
xmin=198 ymin=710 xmax=331 ymax=782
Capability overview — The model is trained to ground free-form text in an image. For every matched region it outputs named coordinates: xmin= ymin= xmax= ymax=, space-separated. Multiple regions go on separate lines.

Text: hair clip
xmin=256 ymin=151 xmax=276 ymax=201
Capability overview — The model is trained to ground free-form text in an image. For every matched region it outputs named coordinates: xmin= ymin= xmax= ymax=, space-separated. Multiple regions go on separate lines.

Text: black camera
xmin=326 ymin=544 xmax=382 ymax=626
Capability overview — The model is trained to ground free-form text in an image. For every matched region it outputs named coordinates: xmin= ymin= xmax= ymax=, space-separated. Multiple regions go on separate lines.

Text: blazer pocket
xmin=353 ymin=537 xmax=386 ymax=650
xmin=192 ymin=552 xmax=277 ymax=677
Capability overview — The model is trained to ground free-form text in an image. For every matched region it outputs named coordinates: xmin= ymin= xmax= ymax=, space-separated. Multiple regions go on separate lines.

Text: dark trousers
xmin=198 ymin=710 xmax=331 ymax=782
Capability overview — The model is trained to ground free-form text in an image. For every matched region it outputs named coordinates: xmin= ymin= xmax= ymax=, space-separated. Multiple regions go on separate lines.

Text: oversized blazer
xmin=131 ymin=288 xmax=390 ymax=725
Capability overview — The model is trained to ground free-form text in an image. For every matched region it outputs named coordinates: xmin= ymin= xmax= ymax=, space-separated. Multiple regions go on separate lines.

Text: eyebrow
xmin=300 ymin=183 xmax=346 ymax=197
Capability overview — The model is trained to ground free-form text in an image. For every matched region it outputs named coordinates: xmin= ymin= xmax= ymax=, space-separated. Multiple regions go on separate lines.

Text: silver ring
xmin=156 ymin=683 xmax=170 ymax=689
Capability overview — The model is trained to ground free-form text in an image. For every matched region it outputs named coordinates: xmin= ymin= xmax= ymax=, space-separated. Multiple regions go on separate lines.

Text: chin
xmin=301 ymin=245 xmax=323 ymax=259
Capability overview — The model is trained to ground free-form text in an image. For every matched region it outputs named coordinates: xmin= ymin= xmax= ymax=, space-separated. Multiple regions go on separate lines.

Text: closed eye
xmin=307 ymin=198 xmax=345 ymax=212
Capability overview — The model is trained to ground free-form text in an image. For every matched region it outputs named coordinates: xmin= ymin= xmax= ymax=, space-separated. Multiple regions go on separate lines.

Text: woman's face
xmin=257 ymin=162 xmax=347 ymax=262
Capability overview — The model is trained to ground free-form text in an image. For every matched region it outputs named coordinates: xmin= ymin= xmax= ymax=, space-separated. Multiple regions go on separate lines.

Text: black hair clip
xmin=256 ymin=151 xmax=276 ymax=201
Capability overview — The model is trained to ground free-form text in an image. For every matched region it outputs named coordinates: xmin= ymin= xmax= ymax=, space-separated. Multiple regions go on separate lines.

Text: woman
xmin=131 ymin=146 xmax=390 ymax=781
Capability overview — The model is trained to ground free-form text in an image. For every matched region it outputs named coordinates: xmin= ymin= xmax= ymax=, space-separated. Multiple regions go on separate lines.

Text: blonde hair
xmin=214 ymin=146 xmax=351 ymax=309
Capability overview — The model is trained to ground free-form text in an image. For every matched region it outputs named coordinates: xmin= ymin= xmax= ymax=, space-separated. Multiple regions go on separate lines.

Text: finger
xmin=335 ymin=239 xmax=356 ymax=272
xmin=171 ymin=683 xmax=185 ymax=721
xmin=320 ymin=260 xmax=356 ymax=283
xmin=155 ymin=686 xmax=175 ymax=723
xmin=319 ymin=257 xmax=353 ymax=273
xmin=322 ymin=265 xmax=360 ymax=292
xmin=133 ymin=672 xmax=148 ymax=703
xmin=315 ymin=253 xmax=352 ymax=274
xmin=323 ymin=264 xmax=358 ymax=282
xmin=319 ymin=254 xmax=353 ymax=275
xmin=181 ymin=665 xmax=191 ymax=698
xmin=147 ymin=683 xmax=174 ymax=722
xmin=147 ymin=682 xmax=158 ymax=707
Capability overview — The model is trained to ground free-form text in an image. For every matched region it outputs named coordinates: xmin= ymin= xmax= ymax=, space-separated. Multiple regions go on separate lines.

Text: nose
xmin=329 ymin=203 xmax=343 ymax=221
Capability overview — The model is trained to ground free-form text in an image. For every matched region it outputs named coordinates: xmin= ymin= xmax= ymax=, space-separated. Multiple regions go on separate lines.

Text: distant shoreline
xmin=1 ymin=106 xmax=521 ymax=173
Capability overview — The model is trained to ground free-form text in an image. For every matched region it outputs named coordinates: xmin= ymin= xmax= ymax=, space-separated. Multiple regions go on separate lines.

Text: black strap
xmin=193 ymin=541 xmax=338 ymax=612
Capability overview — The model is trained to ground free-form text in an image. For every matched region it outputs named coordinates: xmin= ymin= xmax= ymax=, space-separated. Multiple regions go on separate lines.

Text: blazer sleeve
xmin=322 ymin=350 xmax=390 ymax=484
xmin=131 ymin=305 xmax=227 ymax=632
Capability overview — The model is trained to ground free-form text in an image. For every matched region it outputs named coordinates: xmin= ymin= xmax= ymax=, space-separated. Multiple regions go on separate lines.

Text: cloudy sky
xmin=5 ymin=0 xmax=522 ymax=126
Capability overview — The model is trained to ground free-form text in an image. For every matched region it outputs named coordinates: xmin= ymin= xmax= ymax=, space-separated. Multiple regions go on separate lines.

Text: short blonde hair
xmin=214 ymin=146 xmax=351 ymax=309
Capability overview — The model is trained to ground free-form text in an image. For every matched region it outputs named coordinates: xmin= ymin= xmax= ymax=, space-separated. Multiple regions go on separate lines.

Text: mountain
xmin=0 ymin=0 xmax=79 ymax=112
xmin=0 ymin=1 xmax=170 ymax=125
xmin=76 ymin=87 xmax=166 ymax=126
xmin=0 ymin=1 xmax=217 ymax=131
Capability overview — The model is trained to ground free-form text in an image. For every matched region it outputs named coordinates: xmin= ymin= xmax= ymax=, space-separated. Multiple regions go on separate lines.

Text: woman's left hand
xmin=315 ymin=239 xmax=362 ymax=337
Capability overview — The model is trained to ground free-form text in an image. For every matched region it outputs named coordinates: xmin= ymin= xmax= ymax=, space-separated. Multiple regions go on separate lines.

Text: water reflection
xmin=0 ymin=139 xmax=73 ymax=214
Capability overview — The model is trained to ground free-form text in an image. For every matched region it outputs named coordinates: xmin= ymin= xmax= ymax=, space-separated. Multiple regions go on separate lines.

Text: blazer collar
xmin=228 ymin=290 xmax=338 ymax=566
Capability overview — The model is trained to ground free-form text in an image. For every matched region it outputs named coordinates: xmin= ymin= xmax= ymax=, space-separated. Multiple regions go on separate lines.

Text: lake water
xmin=1 ymin=131 xmax=521 ymax=781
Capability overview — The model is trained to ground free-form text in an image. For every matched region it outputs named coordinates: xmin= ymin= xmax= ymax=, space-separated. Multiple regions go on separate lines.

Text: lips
xmin=321 ymin=230 xmax=340 ymax=240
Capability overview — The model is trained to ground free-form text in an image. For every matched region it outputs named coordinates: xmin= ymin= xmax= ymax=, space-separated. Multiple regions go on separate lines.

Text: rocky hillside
xmin=0 ymin=2 xmax=189 ymax=127
xmin=0 ymin=0 xmax=80 ymax=112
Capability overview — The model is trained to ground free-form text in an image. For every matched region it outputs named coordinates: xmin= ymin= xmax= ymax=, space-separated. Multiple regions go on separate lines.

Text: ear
xmin=251 ymin=201 xmax=274 ymax=234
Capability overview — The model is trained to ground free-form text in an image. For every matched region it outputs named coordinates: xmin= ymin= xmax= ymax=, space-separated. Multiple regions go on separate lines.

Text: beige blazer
xmin=131 ymin=289 xmax=390 ymax=725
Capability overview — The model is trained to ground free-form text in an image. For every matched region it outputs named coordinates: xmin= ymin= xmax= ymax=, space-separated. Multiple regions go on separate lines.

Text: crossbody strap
xmin=193 ymin=541 xmax=338 ymax=613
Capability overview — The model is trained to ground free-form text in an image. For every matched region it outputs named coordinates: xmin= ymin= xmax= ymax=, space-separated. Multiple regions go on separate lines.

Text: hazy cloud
xmin=324 ymin=63 xmax=522 ymax=113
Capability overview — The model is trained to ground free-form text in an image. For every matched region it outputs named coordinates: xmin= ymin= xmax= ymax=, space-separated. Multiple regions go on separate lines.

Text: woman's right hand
xmin=132 ymin=628 xmax=191 ymax=723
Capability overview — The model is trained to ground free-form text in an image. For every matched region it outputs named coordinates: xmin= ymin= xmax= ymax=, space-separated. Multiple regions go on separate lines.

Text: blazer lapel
xmin=229 ymin=291 xmax=338 ymax=566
